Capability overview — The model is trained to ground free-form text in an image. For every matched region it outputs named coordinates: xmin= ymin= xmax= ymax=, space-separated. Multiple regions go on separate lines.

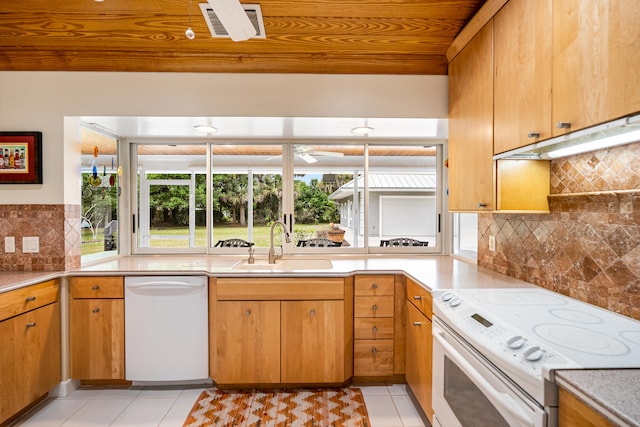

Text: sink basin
xmin=232 ymin=258 xmax=333 ymax=270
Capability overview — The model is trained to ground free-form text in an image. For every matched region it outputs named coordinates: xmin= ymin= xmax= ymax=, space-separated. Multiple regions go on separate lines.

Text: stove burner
xmin=549 ymin=308 xmax=603 ymax=324
xmin=473 ymin=291 xmax=567 ymax=306
xmin=534 ymin=324 xmax=629 ymax=356
xmin=620 ymin=330 xmax=640 ymax=346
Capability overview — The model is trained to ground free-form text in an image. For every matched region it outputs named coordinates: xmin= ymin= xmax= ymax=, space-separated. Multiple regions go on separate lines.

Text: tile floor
xmin=11 ymin=384 xmax=426 ymax=427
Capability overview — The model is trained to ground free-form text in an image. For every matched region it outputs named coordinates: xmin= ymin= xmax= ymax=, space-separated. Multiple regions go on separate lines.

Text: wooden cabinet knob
xmin=372 ymin=326 xmax=378 ymax=333
xmin=25 ymin=296 xmax=36 ymax=302
xmin=371 ymin=347 xmax=377 ymax=354
xmin=372 ymin=283 xmax=378 ymax=289
xmin=309 ymin=309 xmax=316 ymax=316
xmin=372 ymin=304 xmax=378 ymax=311
xmin=92 ymin=307 xmax=101 ymax=313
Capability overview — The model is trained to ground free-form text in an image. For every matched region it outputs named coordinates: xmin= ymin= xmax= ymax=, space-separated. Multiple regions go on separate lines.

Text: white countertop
xmin=0 ymin=255 xmax=536 ymax=294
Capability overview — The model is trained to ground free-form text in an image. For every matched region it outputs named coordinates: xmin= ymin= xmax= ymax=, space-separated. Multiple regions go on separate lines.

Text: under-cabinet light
xmin=544 ymin=128 xmax=640 ymax=158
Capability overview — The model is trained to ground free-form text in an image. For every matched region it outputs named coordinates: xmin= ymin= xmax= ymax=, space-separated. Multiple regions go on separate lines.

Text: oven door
xmin=432 ymin=317 xmax=547 ymax=427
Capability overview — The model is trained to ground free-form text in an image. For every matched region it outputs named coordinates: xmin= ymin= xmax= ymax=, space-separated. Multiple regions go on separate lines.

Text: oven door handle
xmin=433 ymin=326 xmax=535 ymax=427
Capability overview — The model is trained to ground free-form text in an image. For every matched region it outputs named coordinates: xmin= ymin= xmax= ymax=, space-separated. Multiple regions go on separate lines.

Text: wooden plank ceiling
xmin=0 ymin=0 xmax=484 ymax=74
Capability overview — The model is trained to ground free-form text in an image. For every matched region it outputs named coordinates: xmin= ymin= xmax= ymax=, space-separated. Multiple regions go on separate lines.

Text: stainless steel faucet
xmin=268 ymin=220 xmax=292 ymax=264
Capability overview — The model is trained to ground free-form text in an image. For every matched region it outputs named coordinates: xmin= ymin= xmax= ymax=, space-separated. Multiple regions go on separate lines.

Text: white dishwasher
xmin=125 ymin=276 xmax=209 ymax=383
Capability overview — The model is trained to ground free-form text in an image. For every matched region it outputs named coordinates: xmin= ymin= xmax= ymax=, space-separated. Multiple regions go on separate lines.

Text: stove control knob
xmin=506 ymin=335 xmax=525 ymax=349
xmin=449 ymin=297 xmax=462 ymax=307
xmin=523 ymin=346 xmax=543 ymax=362
xmin=441 ymin=292 xmax=453 ymax=302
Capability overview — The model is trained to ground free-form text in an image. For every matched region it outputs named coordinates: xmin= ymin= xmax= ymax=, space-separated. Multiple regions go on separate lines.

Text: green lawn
xmin=82 ymin=223 xmax=331 ymax=255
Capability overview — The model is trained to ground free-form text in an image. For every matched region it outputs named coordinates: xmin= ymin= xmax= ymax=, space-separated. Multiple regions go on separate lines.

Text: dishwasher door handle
xmin=126 ymin=282 xmax=205 ymax=296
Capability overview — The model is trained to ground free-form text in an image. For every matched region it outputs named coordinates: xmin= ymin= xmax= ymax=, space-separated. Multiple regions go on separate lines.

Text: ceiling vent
xmin=199 ymin=3 xmax=266 ymax=39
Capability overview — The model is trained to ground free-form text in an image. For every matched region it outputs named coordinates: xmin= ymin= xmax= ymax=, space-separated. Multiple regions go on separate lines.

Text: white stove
xmin=432 ymin=287 xmax=640 ymax=427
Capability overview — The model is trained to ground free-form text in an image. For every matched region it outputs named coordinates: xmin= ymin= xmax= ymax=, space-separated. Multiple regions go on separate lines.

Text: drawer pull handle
xmin=372 ymin=304 xmax=378 ymax=311
xmin=413 ymin=321 xmax=423 ymax=326
xmin=556 ymin=121 xmax=572 ymax=129
xmin=26 ymin=322 xmax=36 ymax=328
xmin=371 ymin=347 xmax=377 ymax=354
xmin=372 ymin=326 xmax=378 ymax=333
xmin=246 ymin=309 xmax=251 ymax=316
xmin=310 ymin=309 xmax=316 ymax=316
xmin=372 ymin=283 xmax=378 ymax=289
xmin=92 ymin=285 xmax=100 ymax=290
xmin=92 ymin=307 xmax=101 ymax=313
xmin=25 ymin=296 xmax=36 ymax=302
xmin=527 ymin=131 xmax=541 ymax=139
xmin=413 ymin=295 xmax=422 ymax=300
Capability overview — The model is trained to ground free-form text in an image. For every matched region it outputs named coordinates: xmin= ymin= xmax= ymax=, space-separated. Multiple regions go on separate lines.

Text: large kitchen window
xmin=128 ymin=141 xmax=443 ymax=255
xmin=80 ymin=128 xmax=119 ymax=260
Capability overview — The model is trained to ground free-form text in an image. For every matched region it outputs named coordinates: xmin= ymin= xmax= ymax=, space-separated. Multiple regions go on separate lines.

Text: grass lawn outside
xmin=82 ymin=223 xmax=331 ymax=256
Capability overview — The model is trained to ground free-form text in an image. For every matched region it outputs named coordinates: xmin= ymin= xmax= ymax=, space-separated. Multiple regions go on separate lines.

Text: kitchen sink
xmin=232 ymin=258 xmax=333 ymax=270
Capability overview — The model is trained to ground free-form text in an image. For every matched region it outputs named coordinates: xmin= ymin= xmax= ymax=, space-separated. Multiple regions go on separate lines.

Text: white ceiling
xmin=80 ymin=116 xmax=448 ymax=141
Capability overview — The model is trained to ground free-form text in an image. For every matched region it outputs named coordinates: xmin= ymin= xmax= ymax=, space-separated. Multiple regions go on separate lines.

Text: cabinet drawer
xmin=354 ymin=275 xmax=394 ymax=296
xmin=354 ymin=339 xmax=394 ymax=376
xmin=216 ymin=277 xmax=344 ymax=300
xmin=406 ymin=278 xmax=432 ymax=318
xmin=354 ymin=317 xmax=394 ymax=339
xmin=0 ymin=279 xmax=59 ymax=322
xmin=354 ymin=296 xmax=394 ymax=318
xmin=70 ymin=277 xmax=124 ymax=299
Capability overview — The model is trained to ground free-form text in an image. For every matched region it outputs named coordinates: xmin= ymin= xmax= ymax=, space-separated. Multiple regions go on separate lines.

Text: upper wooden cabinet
xmin=494 ymin=0 xmax=552 ymax=153
xmin=448 ymin=20 xmax=495 ymax=211
xmin=552 ymin=0 xmax=640 ymax=135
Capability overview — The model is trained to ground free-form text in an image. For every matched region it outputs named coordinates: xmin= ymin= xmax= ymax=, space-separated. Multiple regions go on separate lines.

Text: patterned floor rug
xmin=183 ymin=388 xmax=370 ymax=426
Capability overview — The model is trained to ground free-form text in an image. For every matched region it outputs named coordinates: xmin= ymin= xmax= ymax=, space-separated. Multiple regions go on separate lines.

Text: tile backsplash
xmin=479 ymin=142 xmax=640 ymax=320
xmin=0 ymin=204 xmax=80 ymax=271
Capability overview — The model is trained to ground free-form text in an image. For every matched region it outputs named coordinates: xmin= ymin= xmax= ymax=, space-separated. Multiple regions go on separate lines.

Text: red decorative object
xmin=0 ymin=132 xmax=43 ymax=184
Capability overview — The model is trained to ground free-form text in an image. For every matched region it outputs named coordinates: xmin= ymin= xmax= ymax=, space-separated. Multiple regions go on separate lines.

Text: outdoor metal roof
xmin=329 ymin=173 xmax=436 ymax=200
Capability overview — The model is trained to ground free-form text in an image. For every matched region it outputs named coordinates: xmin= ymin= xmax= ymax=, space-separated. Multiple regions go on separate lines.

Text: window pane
xmin=211 ymin=145 xmax=283 ymax=249
xmin=293 ymin=144 xmax=365 ymax=249
xmin=367 ymin=145 xmax=438 ymax=250
xmin=453 ymin=213 xmax=477 ymax=261
xmin=136 ymin=144 xmax=207 ymax=250
xmin=81 ymin=128 xmax=118 ymax=258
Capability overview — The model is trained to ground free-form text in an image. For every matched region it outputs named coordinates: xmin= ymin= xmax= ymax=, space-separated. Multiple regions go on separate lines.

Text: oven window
xmin=444 ymin=356 xmax=510 ymax=427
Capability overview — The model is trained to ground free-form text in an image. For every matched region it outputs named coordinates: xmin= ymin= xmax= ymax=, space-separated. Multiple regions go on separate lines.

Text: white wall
xmin=0 ymin=72 xmax=448 ymax=205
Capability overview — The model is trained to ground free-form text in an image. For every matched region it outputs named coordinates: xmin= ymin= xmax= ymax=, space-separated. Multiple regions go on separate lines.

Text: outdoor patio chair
xmin=380 ymin=237 xmax=428 ymax=247
xmin=297 ymin=238 xmax=342 ymax=247
xmin=214 ymin=238 xmax=254 ymax=248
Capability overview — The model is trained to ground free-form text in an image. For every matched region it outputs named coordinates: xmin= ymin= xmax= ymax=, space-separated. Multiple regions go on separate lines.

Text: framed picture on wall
xmin=0 ymin=131 xmax=43 ymax=184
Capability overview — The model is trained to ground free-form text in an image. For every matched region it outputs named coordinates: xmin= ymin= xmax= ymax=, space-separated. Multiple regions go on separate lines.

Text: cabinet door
xmin=405 ymin=301 xmax=433 ymax=423
xmin=494 ymin=0 xmax=552 ymax=153
xmin=448 ymin=21 xmax=495 ymax=211
xmin=281 ymin=300 xmax=346 ymax=383
xmin=215 ymin=301 xmax=280 ymax=384
xmin=553 ymin=0 xmax=640 ymax=135
xmin=70 ymin=299 xmax=124 ymax=380
xmin=0 ymin=303 xmax=60 ymax=424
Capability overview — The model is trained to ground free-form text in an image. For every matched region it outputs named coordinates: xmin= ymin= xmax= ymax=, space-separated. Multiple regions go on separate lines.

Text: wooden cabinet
xmin=494 ymin=0 xmax=552 ymax=153
xmin=405 ymin=278 xmax=433 ymax=424
xmin=0 ymin=280 xmax=60 ymax=425
xmin=558 ymin=387 xmax=615 ymax=427
xmin=211 ymin=277 xmax=353 ymax=386
xmin=69 ymin=276 xmax=125 ymax=380
xmin=552 ymin=0 xmax=640 ymax=136
xmin=448 ymin=20 xmax=495 ymax=211
xmin=215 ymin=300 xmax=281 ymax=384
xmin=353 ymin=275 xmax=397 ymax=377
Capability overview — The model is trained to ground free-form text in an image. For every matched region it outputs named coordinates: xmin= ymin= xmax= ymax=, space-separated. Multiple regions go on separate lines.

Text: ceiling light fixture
xmin=194 ymin=124 xmax=218 ymax=134
xmin=185 ymin=0 xmax=196 ymax=40
xmin=351 ymin=126 xmax=374 ymax=136
xmin=207 ymin=0 xmax=257 ymax=42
